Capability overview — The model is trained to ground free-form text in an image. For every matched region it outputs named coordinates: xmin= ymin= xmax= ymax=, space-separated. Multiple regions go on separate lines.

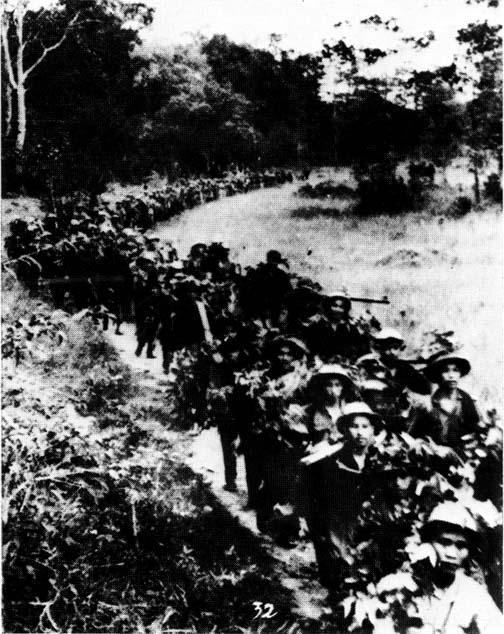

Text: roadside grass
xmin=2 ymin=279 xmax=304 ymax=633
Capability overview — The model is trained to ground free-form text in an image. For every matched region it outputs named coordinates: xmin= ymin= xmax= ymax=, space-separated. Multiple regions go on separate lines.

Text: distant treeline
xmin=1 ymin=0 xmax=501 ymax=196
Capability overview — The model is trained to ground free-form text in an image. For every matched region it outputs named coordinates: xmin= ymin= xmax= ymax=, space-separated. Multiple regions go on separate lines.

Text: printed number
xmin=252 ymin=601 xmax=278 ymax=619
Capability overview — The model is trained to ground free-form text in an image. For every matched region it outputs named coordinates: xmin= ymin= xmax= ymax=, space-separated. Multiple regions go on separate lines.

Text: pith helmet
xmin=337 ymin=401 xmax=383 ymax=433
xmin=323 ymin=285 xmax=351 ymax=311
xmin=424 ymin=351 xmax=471 ymax=384
xmin=309 ymin=364 xmax=355 ymax=391
xmin=373 ymin=328 xmax=405 ymax=345
xmin=422 ymin=501 xmax=479 ymax=542
xmin=361 ymin=379 xmax=390 ymax=393
xmin=269 ymin=336 xmax=309 ymax=359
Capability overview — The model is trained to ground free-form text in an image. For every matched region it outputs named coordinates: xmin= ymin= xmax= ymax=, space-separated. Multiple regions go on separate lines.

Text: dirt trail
xmin=106 ymin=324 xmax=328 ymax=621
xmin=104 ymin=182 xmax=350 ymax=618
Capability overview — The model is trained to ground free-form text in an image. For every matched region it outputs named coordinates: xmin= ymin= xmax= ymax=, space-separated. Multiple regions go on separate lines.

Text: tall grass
xmin=157 ymin=179 xmax=502 ymax=410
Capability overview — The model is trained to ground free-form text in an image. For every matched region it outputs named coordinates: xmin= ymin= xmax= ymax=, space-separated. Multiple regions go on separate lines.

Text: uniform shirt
xmin=414 ymin=570 xmax=503 ymax=634
xmin=408 ymin=388 xmax=480 ymax=452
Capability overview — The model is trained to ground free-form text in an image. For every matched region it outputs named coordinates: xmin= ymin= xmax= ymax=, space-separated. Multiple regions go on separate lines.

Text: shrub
xmin=297 ymin=180 xmax=357 ymax=199
xmin=446 ymin=195 xmax=473 ymax=217
xmin=484 ymin=173 xmax=503 ymax=203
xmin=356 ymin=164 xmax=413 ymax=215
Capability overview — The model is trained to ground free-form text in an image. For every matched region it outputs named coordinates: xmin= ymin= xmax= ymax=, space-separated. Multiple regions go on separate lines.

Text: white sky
xmin=136 ymin=0 xmax=499 ymax=102
xmin=22 ymin=0 xmax=500 ymax=101
xmin=140 ymin=0 xmax=495 ymax=60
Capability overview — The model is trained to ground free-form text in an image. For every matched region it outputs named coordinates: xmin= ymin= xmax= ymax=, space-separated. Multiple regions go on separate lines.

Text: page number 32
xmin=252 ymin=601 xmax=277 ymax=619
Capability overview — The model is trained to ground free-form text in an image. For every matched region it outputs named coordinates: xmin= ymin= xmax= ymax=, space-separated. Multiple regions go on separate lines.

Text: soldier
xmin=309 ymin=287 xmax=368 ymax=362
xmin=205 ymin=243 xmax=234 ymax=282
xmin=306 ymin=402 xmax=383 ymax=594
xmin=135 ymin=284 xmax=162 ymax=358
xmin=207 ymin=332 xmax=249 ymax=493
xmin=235 ymin=336 xmax=308 ymax=515
xmin=409 ymin=350 xmax=480 ymax=455
xmin=369 ymin=328 xmax=431 ymax=432
xmin=306 ymin=364 xmax=359 ymax=446
xmin=170 ymin=278 xmax=214 ymax=350
xmin=254 ymin=336 xmax=310 ymax=544
xmin=284 ymin=281 xmax=323 ymax=346
xmin=410 ymin=501 xmax=503 ymax=634
xmin=243 ymin=250 xmax=293 ymax=327
xmin=185 ymin=243 xmax=209 ymax=280
xmin=372 ymin=328 xmax=431 ymax=396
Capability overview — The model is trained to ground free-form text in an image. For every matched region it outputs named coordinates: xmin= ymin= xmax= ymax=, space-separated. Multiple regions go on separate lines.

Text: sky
xmin=139 ymin=0 xmax=494 ymax=61
xmin=134 ymin=0 xmax=498 ymax=101
xmin=23 ymin=0 xmax=499 ymax=101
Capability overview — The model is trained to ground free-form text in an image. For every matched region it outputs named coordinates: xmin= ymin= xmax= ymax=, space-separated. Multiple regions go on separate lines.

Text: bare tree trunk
xmin=5 ymin=83 xmax=13 ymax=136
xmin=15 ymin=9 xmax=26 ymax=157
xmin=15 ymin=80 xmax=26 ymax=154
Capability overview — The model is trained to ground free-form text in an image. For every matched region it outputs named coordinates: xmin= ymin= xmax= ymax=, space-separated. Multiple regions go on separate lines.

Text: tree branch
xmin=23 ymin=10 xmax=81 ymax=79
xmin=1 ymin=17 xmax=18 ymax=88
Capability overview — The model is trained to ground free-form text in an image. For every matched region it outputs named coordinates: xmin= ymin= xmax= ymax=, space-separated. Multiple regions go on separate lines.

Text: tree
xmin=457 ymin=18 xmax=502 ymax=201
xmin=1 ymin=0 xmax=153 ymax=191
xmin=202 ymin=35 xmax=332 ymax=166
xmin=2 ymin=1 xmax=83 ymax=158
xmin=1 ymin=0 xmax=152 ymax=180
xmin=135 ymin=43 xmax=256 ymax=173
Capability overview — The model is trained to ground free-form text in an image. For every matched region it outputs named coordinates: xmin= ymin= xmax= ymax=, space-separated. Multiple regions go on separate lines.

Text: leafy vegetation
xmin=2 ymin=281 xmax=304 ymax=633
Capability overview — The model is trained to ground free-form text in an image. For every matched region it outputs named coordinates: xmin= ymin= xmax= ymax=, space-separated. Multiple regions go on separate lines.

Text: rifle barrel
xmin=349 ymin=296 xmax=390 ymax=305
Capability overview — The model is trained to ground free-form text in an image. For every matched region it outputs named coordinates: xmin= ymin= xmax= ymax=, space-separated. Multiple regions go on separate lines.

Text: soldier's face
xmin=440 ymin=363 xmax=461 ymax=388
xmin=324 ymin=377 xmax=343 ymax=403
xmin=432 ymin=529 xmax=469 ymax=572
xmin=277 ymin=345 xmax=296 ymax=371
xmin=381 ymin=341 xmax=402 ymax=360
xmin=347 ymin=416 xmax=375 ymax=450
xmin=329 ymin=299 xmax=348 ymax=319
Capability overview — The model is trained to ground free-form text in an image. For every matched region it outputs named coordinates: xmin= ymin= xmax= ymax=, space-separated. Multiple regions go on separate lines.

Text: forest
xmin=1 ymin=0 xmax=501 ymax=200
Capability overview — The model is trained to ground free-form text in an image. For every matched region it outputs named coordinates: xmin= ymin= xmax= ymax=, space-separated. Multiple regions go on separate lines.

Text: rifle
xmin=350 ymin=295 xmax=390 ymax=305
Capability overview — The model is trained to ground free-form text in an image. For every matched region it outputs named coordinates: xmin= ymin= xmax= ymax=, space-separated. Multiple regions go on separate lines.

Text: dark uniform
xmin=135 ymin=287 xmax=162 ymax=358
xmin=306 ymin=445 xmax=374 ymax=588
xmin=408 ymin=387 xmax=480 ymax=454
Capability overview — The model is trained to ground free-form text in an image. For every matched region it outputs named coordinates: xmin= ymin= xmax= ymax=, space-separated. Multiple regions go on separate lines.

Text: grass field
xmin=155 ymin=171 xmax=502 ymax=410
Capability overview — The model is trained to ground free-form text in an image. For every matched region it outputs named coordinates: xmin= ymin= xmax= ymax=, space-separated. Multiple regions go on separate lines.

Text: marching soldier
xmin=367 ymin=328 xmax=432 ymax=431
xmin=135 ymin=283 xmax=162 ymax=358
xmin=409 ymin=350 xmax=480 ymax=455
xmin=307 ymin=287 xmax=368 ymax=362
xmin=306 ymin=402 xmax=384 ymax=594
xmin=306 ymin=364 xmax=359 ymax=446
xmin=243 ymin=250 xmax=293 ymax=327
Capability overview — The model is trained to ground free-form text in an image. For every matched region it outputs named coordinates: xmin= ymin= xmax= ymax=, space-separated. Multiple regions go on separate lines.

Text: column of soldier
xmin=6 ymin=177 xmax=502 ymax=630
xmin=131 ymin=243 xmax=503 ymax=631
xmin=4 ymin=167 xmax=295 ymax=314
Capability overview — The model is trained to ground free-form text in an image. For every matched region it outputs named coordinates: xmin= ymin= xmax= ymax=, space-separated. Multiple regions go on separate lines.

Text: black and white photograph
xmin=1 ymin=0 xmax=503 ymax=632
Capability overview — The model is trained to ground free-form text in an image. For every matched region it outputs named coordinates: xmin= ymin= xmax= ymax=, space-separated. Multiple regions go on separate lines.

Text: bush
xmin=484 ymin=173 xmax=503 ymax=203
xmin=291 ymin=205 xmax=342 ymax=219
xmin=356 ymin=164 xmax=412 ymax=215
xmin=446 ymin=195 xmax=473 ymax=217
xmin=2 ymin=287 xmax=299 ymax=632
xmin=297 ymin=180 xmax=357 ymax=199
